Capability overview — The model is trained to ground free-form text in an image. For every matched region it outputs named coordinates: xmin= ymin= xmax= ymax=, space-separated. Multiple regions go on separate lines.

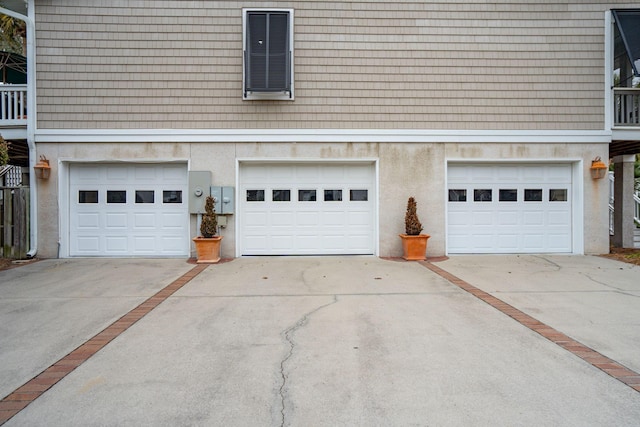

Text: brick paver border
xmin=420 ymin=260 xmax=640 ymax=394
xmin=0 ymin=264 xmax=209 ymax=425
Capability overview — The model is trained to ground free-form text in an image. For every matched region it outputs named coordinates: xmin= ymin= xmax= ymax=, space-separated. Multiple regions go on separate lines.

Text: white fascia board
xmin=35 ymin=129 xmax=613 ymax=144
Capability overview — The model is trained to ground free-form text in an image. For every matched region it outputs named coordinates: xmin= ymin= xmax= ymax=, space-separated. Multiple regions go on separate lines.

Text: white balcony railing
xmin=0 ymin=85 xmax=27 ymax=126
xmin=614 ymin=87 xmax=640 ymax=127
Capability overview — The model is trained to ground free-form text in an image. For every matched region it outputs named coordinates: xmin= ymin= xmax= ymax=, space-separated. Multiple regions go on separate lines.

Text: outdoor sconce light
xmin=589 ymin=156 xmax=607 ymax=180
xmin=33 ymin=155 xmax=51 ymax=180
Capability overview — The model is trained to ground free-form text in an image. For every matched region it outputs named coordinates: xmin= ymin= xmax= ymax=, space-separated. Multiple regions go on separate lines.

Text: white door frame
xmin=58 ymin=159 xmax=190 ymax=258
xmin=235 ymin=158 xmax=380 ymax=257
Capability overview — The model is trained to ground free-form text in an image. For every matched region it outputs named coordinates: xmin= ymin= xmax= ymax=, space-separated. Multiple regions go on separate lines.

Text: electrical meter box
xmin=188 ymin=171 xmax=211 ymax=214
xmin=210 ymin=186 xmax=235 ymax=214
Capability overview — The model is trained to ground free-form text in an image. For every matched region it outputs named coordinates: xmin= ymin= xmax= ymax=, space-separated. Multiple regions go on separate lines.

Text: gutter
xmin=1 ymin=2 xmax=37 ymax=258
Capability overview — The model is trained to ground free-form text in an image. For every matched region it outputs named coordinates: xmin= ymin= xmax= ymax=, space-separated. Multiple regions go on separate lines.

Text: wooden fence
xmin=0 ymin=187 xmax=30 ymax=259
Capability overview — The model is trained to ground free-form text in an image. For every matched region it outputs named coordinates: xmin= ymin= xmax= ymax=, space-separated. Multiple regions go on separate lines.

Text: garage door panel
xmin=323 ymin=211 xmax=345 ymax=226
xmin=272 ymin=235 xmax=294 ymax=250
xmin=70 ymin=163 xmax=188 ymax=257
xmin=523 ymin=234 xmax=544 ymax=249
xmin=161 ymin=213 xmax=185 ymax=229
xmin=346 ymin=210 xmax=368 ymax=226
xmin=548 ymin=210 xmax=570 ymax=225
xmin=472 ymin=211 xmax=493 ymax=226
xmin=105 ymin=166 xmax=129 ymax=181
xmin=448 ymin=163 xmax=572 ymax=254
xmin=245 ymin=211 xmax=268 ymax=226
xmin=77 ymin=213 xmax=99 ymax=228
xmin=272 ymin=211 xmax=294 ymax=226
xmin=133 ymin=236 xmax=156 ymax=252
xmin=497 ymin=166 xmax=519 ymax=180
xmin=498 ymin=211 xmax=518 ymax=225
xmin=240 ymin=163 xmax=375 ymax=255
xmin=133 ymin=213 xmax=155 ymax=228
xmin=523 ymin=211 xmax=544 ymax=226
xmin=134 ymin=167 xmax=156 ymax=181
xmin=297 ymin=211 xmax=320 ymax=226
xmin=105 ymin=236 xmax=127 ymax=252
xmin=106 ymin=213 xmax=127 ymax=228
xmin=448 ymin=211 xmax=469 ymax=226
xmin=77 ymin=237 xmax=100 ymax=252
xmin=497 ymin=234 xmax=519 ymax=250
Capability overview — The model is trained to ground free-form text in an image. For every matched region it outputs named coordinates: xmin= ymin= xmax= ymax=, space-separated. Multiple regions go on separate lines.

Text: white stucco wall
xmin=34 ymin=140 xmax=611 ymax=259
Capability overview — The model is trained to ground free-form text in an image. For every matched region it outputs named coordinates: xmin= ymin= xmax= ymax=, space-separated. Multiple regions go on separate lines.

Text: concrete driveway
xmin=1 ymin=255 xmax=639 ymax=426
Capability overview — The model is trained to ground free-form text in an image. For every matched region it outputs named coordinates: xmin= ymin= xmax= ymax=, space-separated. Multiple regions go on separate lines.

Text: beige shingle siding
xmin=34 ymin=1 xmax=638 ymax=130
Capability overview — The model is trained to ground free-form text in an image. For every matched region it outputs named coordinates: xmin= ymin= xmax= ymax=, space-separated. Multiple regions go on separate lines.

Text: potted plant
xmin=192 ymin=195 xmax=223 ymax=263
xmin=399 ymin=196 xmax=430 ymax=260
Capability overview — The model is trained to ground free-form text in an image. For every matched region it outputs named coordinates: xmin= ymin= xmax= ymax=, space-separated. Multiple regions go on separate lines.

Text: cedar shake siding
xmin=34 ymin=1 xmax=635 ymax=130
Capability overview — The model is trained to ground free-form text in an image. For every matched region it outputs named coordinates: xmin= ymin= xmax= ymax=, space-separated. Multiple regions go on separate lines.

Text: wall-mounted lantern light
xmin=33 ymin=155 xmax=51 ymax=180
xmin=589 ymin=156 xmax=607 ymax=180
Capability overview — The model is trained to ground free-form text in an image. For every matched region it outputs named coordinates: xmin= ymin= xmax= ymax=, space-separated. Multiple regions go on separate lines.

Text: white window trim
xmin=604 ymin=11 xmax=613 ymax=131
xmin=242 ymin=8 xmax=294 ymax=101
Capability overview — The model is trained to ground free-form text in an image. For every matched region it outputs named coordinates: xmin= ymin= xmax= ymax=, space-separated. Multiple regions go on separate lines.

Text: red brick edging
xmin=0 ymin=264 xmax=209 ymax=425
xmin=420 ymin=260 xmax=640 ymax=393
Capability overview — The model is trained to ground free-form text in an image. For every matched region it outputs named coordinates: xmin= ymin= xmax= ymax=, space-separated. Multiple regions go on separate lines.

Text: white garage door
xmin=69 ymin=163 xmax=189 ymax=257
xmin=239 ymin=162 xmax=376 ymax=255
xmin=447 ymin=163 xmax=572 ymax=253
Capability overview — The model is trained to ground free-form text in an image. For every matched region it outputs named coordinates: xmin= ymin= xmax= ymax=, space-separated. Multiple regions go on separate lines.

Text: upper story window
xmin=243 ymin=9 xmax=294 ymax=101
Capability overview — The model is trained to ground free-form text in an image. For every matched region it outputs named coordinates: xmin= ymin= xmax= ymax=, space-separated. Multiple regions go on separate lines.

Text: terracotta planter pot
xmin=193 ymin=236 xmax=223 ymax=264
xmin=399 ymin=234 xmax=430 ymax=261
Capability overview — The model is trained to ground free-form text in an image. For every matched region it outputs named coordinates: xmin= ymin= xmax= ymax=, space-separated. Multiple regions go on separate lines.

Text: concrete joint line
xmin=0 ymin=264 xmax=209 ymax=426
xmin=278 ymin=295 xmax=338 ymax=427
xmin=419 ymin=261 xmax=640 ymax=394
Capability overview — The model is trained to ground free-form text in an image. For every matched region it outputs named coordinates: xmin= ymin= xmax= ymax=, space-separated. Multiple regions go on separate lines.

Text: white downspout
xmin=1 ymin=2 xmax=37 ymax=257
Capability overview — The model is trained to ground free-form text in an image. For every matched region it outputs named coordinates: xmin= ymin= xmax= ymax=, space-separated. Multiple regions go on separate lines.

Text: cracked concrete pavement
xmin=1 ymin=255 xmax=640 ymax=426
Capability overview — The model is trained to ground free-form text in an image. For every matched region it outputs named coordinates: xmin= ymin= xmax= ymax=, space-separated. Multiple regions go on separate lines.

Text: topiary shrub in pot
xmin=399 ymin=196 xmax=430 ymax=260
xmin=192 ymin=195 xmax=223 ymax=263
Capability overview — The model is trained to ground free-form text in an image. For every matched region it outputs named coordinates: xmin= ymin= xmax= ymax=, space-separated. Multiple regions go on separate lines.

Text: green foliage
xmin=200 ymin=196 xmax=218 ymax=238
xmin=0 ymin=138 xmax=9 ymax=166
xmin=404 ymin=196 xmax=423 ymax=235
xmin=0 ymin=13 xmax=26 ymax=55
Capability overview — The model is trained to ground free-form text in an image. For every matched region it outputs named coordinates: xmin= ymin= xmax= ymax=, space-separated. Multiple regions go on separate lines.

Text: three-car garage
xmin=64 ymin=160 xmax=578 ymax=258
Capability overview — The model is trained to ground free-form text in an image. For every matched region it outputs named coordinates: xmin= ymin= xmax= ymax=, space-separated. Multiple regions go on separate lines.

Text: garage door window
xmin=474 ymin=189 xmax=492 ymax=202
xmin=324 ymin=190 xmax=342 ymax=201
xmin=163 ymin=191 xmax=182 ymax=204
xmin=550 ymin=189 xmax=567 ymax=201
xmin=350 ymin=189 xmax=368 ymax=201
xmin=273 ymin=189 xmax=290 ymax=201
xmin=449 ymin=189 xmax=467 ymax=202
xmin=135 ymin=190 xmax=154 ymax=204
xmin=299 ymin=190 xmax=316 ymax=201
xmin=247 ymin=190 xmax=265 ymax=202
xmin=107 ymin=191 xmax=126 ymax=204
xmin=524 ymin=189 xmax=543 ymax=202
xmin=79 ymin=190 xmax=98 ymax=203
xmin=499 ymin=189 xmax=517 ymax=202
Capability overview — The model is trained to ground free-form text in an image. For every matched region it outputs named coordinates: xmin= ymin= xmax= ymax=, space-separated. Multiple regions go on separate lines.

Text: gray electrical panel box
xmin=211 ymin=186 xmax=235 ymax=214
xmin=188 ymin=171 xmax=211 ymax=214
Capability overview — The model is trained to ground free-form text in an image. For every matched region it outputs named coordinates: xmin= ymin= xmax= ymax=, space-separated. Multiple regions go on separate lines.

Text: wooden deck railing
xmin=0 ymin=85 xmax=27 ymax=126
xmin=614 ymin=87 xmax=640 ymax=127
